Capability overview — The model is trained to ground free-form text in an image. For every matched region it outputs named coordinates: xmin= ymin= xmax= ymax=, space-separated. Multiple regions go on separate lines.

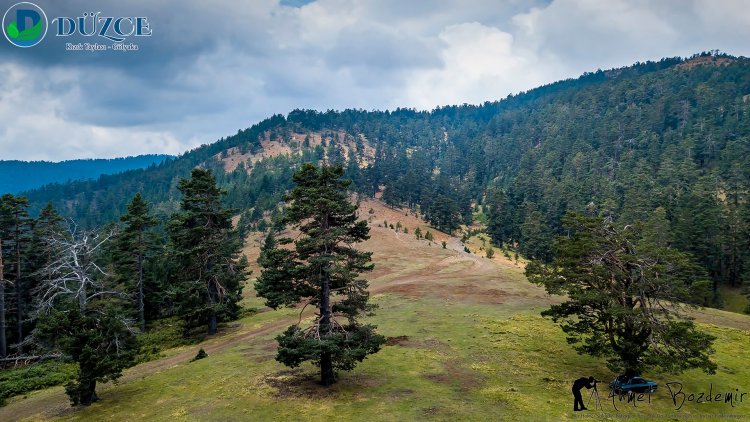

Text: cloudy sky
xmin=1 ymin=0 xmax=749 ymax=161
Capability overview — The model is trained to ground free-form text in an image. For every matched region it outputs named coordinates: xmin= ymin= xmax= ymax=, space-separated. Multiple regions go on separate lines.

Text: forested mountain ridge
xmin=0 ymin=155 xmax=173 ymax=194
xmin=18 ymin=52 xmax=750 ymax=302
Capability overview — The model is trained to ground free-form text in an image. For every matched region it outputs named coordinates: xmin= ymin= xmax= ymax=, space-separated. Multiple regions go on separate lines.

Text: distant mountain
xmin=0 ymin=155 xmax=174 ymax=194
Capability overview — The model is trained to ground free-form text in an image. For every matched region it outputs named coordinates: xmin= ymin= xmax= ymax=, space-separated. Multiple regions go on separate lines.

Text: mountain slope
xmin=20 ymin=52 xmax=750 ymax=298
xmin=0 ymin=155 xmax=173 ymax=194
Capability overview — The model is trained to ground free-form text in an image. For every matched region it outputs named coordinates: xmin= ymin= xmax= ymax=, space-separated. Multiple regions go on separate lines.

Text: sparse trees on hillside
xmin=17 ymin=57 xmax=750 ymax=306
xmin=255 ymin=164 xmax=385 ymax=386
xmin=525 ymin=212 xmax=716 ymax=376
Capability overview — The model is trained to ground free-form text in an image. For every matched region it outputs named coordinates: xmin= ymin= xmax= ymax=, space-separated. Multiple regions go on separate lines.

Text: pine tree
xmin=526 ymin=212 xmax=716 ymax=376
xmin=113 ymin=194 xmax=158 ymax=332
xmin=642 ymin=207 xmax=672 ymax=248
xmin=486 ymin=187 xmax=518 ymax=245
xmin=426 ymin=194 xmax=460 ymax=234
xmin=29 ymin=203 xmax=64 ymax=271
xmin=24 ymin=202 xmax=65 ymax=350
xmin=255 ymin=164 xmax=385 ymax=386
xmin=167 ymin=169 xmax=246 ymax=335
xmin=671 ymin=187 xmax=724 ymax=297
xmin=519 ymin=207 xmax=553 ymax=262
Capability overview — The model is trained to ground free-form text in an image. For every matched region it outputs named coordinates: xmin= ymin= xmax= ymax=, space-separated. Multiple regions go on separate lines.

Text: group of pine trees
xmin=2 ymin=163 xmax=385 ymax=402
xmin=0 ymin=194 xmax=57 ymax=358
xmin=0 ymin=169 xmax=246 ymax=405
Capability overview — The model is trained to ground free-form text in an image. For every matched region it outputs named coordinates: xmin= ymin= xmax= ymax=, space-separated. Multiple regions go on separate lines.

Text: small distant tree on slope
xmin=525 ymin=212 xmax=716 ymax=376
xmin=255 ymin=164 xmax=385 ymax=386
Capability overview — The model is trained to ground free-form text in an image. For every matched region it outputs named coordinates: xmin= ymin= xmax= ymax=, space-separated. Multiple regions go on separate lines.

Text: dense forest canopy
xmin=16 ymin=52 xmax=750 ymax=304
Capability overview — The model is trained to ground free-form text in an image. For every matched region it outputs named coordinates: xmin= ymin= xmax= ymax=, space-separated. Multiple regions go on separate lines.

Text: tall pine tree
xmin=113 ymin=194 xmax=158 ymax=332
xmin=255 ymin=164 xmax=385 ymax=386
xmin=0 ymin=194 xmax=32 ymax=353
xmin=526 ymin=212 xmax=716 ymax=376
xmin=167 ymin=169 xmax=246 ymax=335
xmin=425 ymin=194 xmax=461 ymax=234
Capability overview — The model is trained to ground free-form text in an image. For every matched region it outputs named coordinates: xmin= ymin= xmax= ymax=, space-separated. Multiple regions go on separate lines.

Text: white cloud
xmin=1 ymin=0 xmax=750 ymax=160
xmin=397 ymin=22 xmax=549 ymax=109
xmin=0 ymin=64 xmax=186 ymax=161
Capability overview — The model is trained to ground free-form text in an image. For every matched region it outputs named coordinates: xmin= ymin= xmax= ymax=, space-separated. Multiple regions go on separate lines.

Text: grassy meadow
xmin=1 ymin=200 xmax=749 ymax=421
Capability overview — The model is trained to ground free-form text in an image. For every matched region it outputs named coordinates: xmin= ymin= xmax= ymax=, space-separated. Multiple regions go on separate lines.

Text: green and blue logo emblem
xmin=3 ymin=2 xmax=48 ymax=47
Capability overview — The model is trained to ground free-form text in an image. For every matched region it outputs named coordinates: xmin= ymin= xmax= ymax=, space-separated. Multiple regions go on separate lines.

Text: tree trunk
xmin=0 ymin=239 xmax=6 ymax=358
xmin=208 ymin=313 xmax=217 ymax=335
xmin=319 ymin=268 xmax=335 ymax=386
xmin=78 ymin=244 xmax=87 ymax=314
xmin=137 ymin=253 xmax=145 ymax=332
xmin=320 ymin=351 xmax=335 ymax=386
xmin=319 ymin=210 xmax=336 ymax=387
xmin=80 ymin=379 xmax=98 ymax=405
xmin=14 ymin=218 xmax=22 ymax=354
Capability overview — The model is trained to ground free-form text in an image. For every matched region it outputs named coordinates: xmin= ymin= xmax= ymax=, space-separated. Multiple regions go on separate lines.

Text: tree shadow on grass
xmin=262 ymin=368 xmax=383 ymax=399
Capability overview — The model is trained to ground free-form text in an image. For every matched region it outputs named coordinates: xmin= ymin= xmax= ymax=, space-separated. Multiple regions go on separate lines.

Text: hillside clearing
xmin=2 ymin=200 xmax=749 ymax=421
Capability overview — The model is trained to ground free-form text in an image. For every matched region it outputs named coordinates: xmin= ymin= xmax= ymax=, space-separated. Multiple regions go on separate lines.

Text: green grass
xmin=0 ymin=316 xmax=224 ymax=407
xmin=719 ymin=285 xmax=749 ymax=314
xmin=13 ymin=292 xmax=747 ymax=421
xmin=2 ymin=241 xmax=749 ymax=421
xmin=472 ymin=206 xmax=489 ymax=225
xmin=136 ymin=317 xmax=197 ymax=363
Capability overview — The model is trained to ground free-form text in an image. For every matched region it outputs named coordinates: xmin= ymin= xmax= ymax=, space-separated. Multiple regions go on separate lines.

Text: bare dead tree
xmin=36 ymin=221 xmax=124 ymax=316
xmin=33 ymin=220 xmax=137 ymax=406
